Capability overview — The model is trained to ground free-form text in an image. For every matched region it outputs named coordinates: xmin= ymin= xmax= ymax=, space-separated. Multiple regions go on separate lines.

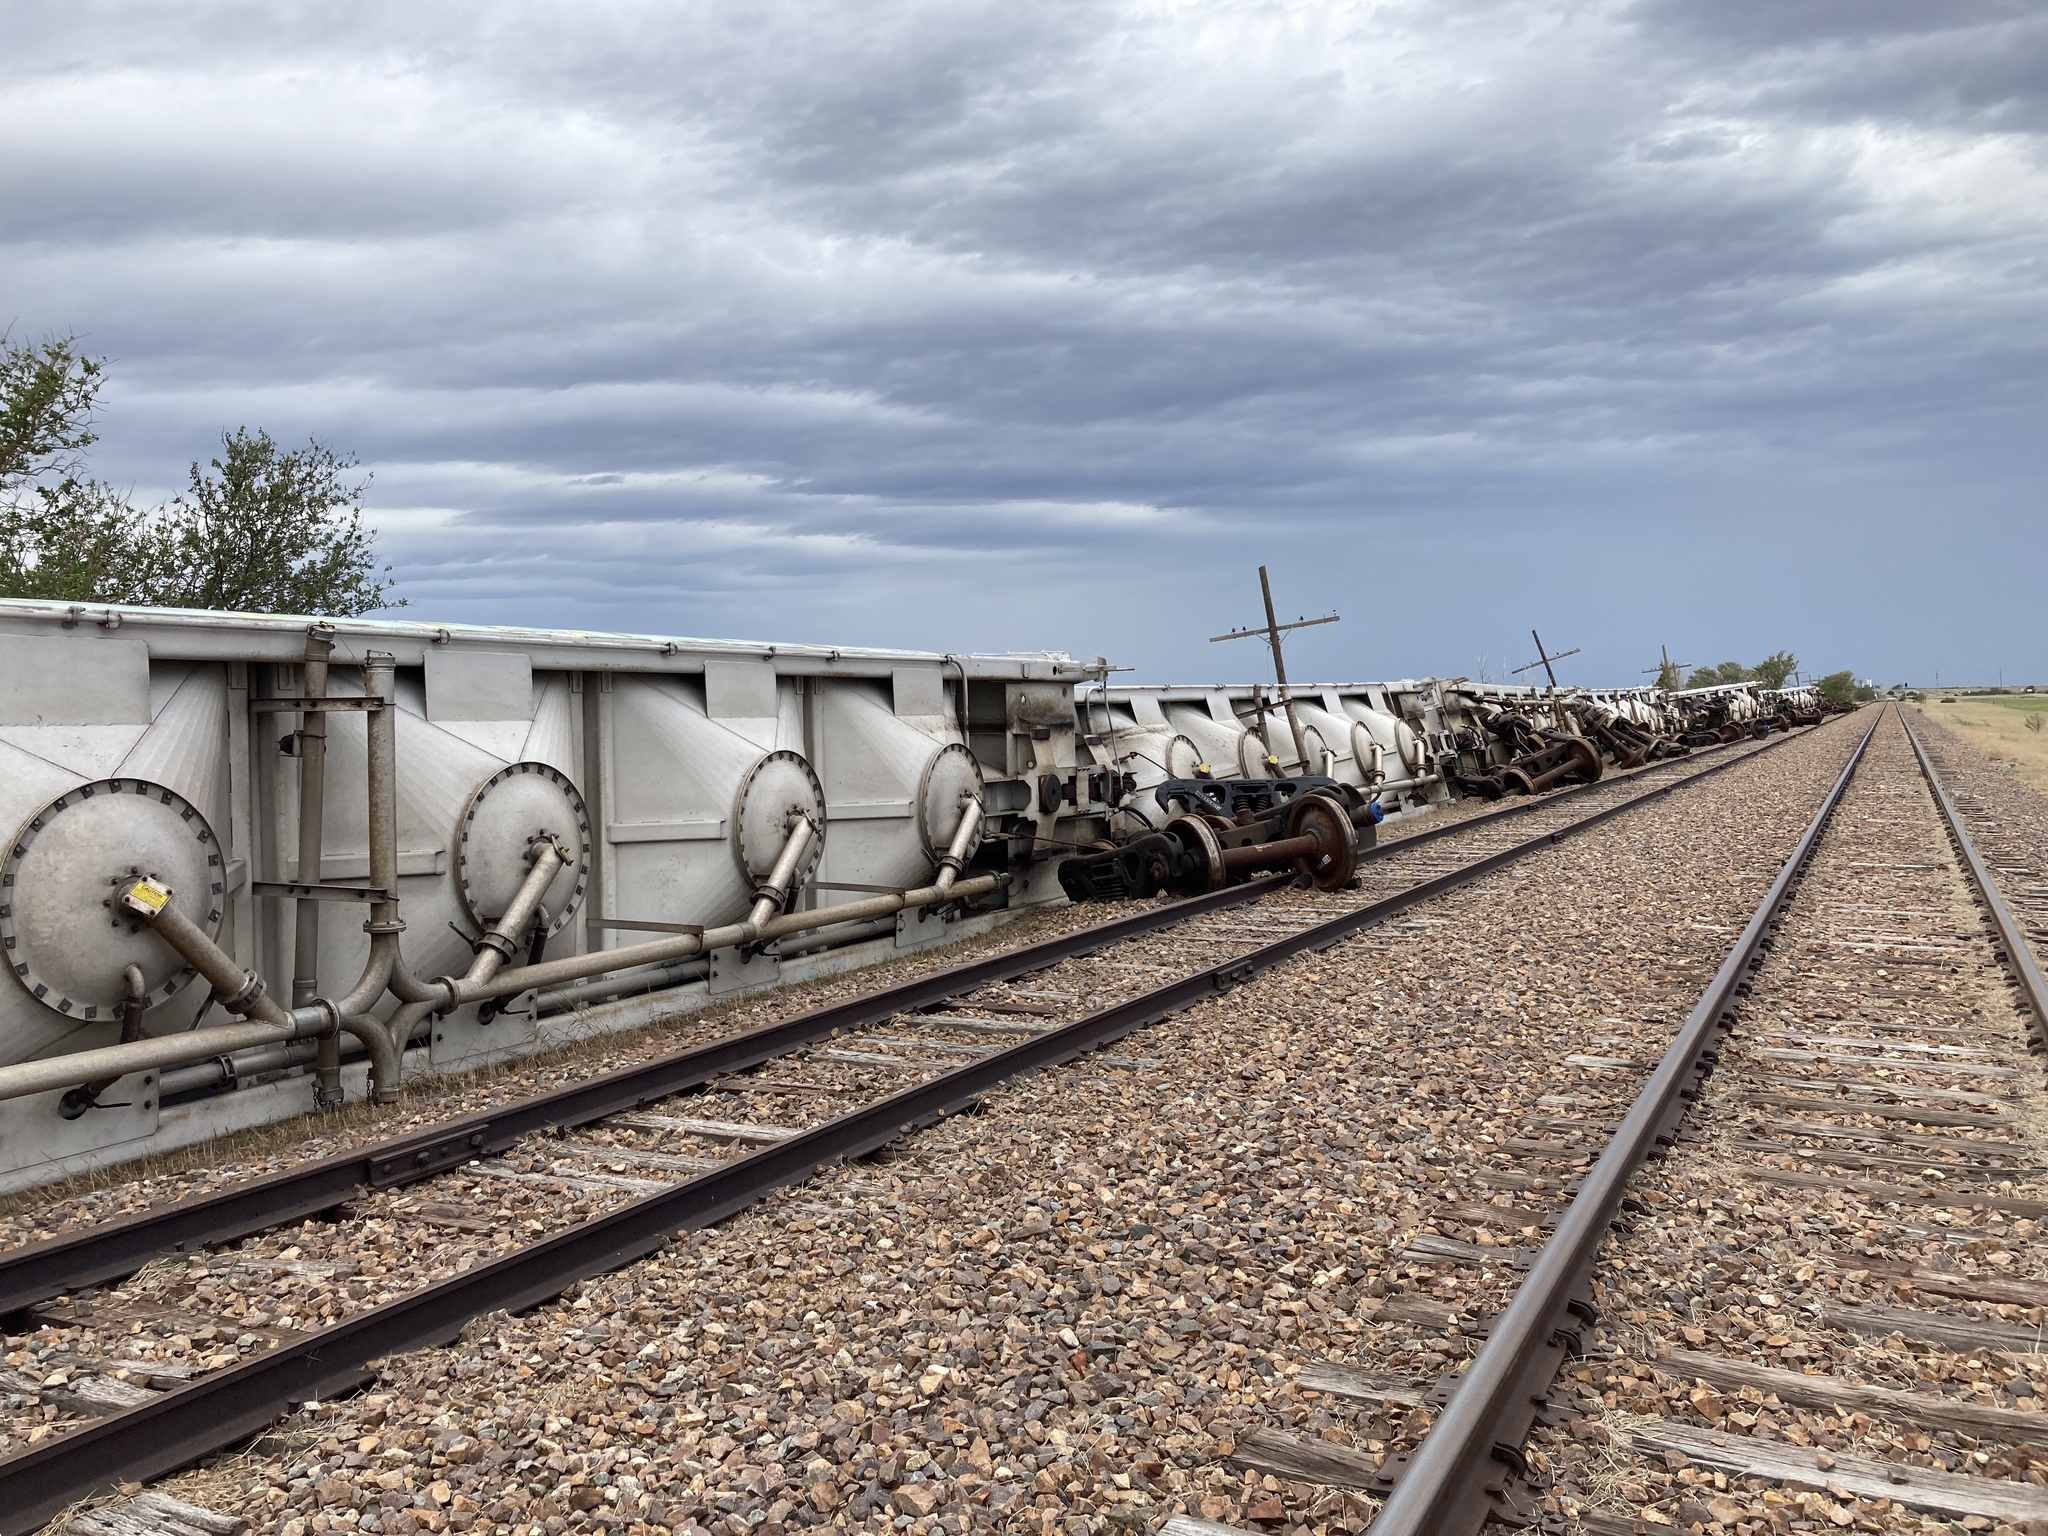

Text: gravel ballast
xmin=1533 ymin=708 xmax=2048 ymax=1532
xmin=15 ymin=721 xmax=1876 ymax=1535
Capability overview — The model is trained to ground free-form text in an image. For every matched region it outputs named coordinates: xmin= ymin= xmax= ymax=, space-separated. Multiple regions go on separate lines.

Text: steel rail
xmin=0 ymin=727 xmax=1808 ymax=1320
xmin=0 ymin=717 xmax=1836 ymax=1529
xmin=1367 ymin=706 xmax=1883 ymax=1536
xmin=1901 ymin=710 xmax=2048 ymax=1058
xmin=0 ymin=873 xmax=1279 ymax=1319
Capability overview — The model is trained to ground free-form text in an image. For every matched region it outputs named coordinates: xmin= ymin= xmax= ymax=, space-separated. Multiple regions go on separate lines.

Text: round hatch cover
xmin=732 ymin=751 xmax=826 ymax=887
xmin=456 ymin=762 xmax=591 ymax=938
xmin=918 ymin=743 xmax=986 ymax=862
xmin=3 ymin=779 xmax=222 ymax=1018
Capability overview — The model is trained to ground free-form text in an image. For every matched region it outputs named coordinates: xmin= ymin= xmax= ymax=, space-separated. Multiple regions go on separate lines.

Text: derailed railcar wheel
xmin=1285 ymin=791 xmax=1358 ymax=892
xmin=1565 ymin=735 xmax=1603 ymax=784
xmin=1162 ymin=814 xmax=1226 ymax=896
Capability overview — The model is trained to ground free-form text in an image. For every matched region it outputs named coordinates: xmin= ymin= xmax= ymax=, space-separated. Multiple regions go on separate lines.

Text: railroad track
xmin=0 ymin=724 xmax=1838 ymax=1528
xmin=1905 ymin=716 xmax=2048 ymax=1057
xmin=1225 ymin=704 xmax=2047 ymax=1533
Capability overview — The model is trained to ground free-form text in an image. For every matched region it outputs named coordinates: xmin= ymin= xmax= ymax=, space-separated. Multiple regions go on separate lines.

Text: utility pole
xmin=1211 ymin=566 xmax=1339 ymax=773
xmin=1513 ymin=629 xmax=1580 ymax=694
xmin=1641 ymin=644 xmax=1689 ymax=690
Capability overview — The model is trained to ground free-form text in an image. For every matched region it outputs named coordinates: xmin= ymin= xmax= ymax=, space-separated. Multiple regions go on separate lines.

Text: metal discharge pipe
xmin=292 ymin=625 xmax=339 ymax=1106
xmin=1369 ymin=772 xmax=1440 ymax=798
xmin=461 ymin=814 xmax=833 ymax=1003
xmin=771 ymin=916 xmax=895 ymax=960
xmin=0 ymin=879 xmax=333 ymax=1106
xmin=746 ymin=817 xmax=816 ymax=927
xmin=40 ymin=656 xmax=409 ymax=1106
xmin=452 ymin=868 xmax=1008 ymax=1008
xmin=532 ymin=959 xmax=710 ymax=1017
xmin=1 ymin=723 xmax=996 ymax=1107
xmin=932 ymin=800 xmax=983 ymax=896
xmin=58 ymin=966 xmax=151 ymax=1119
xmin=0 ymin=1020 xmax=320 ymax=1104
xmin=385 ymin=841 xmax=567 ymax=1044
xmin=121 ymin=880 xmax=404 ymax=1095
xmin=134 ymin=883 xmax=293 ymax=1029
xmin=536 ymin=814 xmax=957 ymax=1015
xmin=328 ymin=652 xmax=410 ymax=1102
xmin=338 ymin=652 xmax=404 ymax=1019
xmin=158 ymin=1038 xmax=319 ymax=1097
xmin=471 ymin=843 xmax=565 ymax=975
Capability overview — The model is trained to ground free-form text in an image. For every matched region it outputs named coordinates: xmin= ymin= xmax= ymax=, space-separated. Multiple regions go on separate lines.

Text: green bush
xmin=1815 ymin=670 xmax=1858 ymax=707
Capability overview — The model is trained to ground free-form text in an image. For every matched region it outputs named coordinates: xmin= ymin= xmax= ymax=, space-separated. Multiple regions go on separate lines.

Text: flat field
xmin=1918 ymin=692 xmax=2048 ymax=793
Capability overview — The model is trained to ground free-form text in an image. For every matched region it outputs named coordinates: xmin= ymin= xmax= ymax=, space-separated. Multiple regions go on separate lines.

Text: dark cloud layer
xmin=4 ymin=0 xmax=2044 ymax=685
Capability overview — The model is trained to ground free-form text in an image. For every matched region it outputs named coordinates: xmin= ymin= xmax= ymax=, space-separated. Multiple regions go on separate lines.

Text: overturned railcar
xmin=0 ymin=600 xmax=1104 ymax=1191
xmin=1077 ymin=680 xmax=1453 ymax=826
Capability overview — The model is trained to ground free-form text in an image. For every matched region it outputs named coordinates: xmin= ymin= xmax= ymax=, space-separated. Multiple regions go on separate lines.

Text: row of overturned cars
xmin=0 ymin=597 xmax=1827 ymax=1189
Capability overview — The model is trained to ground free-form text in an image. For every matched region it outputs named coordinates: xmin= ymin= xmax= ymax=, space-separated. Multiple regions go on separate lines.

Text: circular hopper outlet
xmin=732 ymin=751 xmax=826 ymax=887
xmin=2 ymin=779 xmax=222 ymax=1018
xmin=918 ymin=743 xmax=986 ymax=862
xmin=457 ymin=763 xmax=591 ymax=939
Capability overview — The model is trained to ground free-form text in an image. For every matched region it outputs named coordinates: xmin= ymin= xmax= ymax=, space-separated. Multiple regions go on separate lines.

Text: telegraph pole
xmin=1513 ymin=630 xmax=1581 ymax=695
xmin=1211 ymin=566 xmax=1339 ymax=773
xmin=1641 ymin=644 xmax=1689 ymax=690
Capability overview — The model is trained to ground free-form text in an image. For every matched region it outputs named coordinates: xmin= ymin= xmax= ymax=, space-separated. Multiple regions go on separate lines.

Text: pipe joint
xmin=218 ymin=970 xmax=270 ymax=1018
xmin=931 ymin=799 xmax=984 ymax=896
xmin=293 ymin=998 xmax=342 ymax=1040
xmin=341 ymin=1014 xmax=403 ymax=1104
xmin=471 ymin=930 xmax=523 ymax=963
xmin=421 ymin=978 xmax=463 ymax=1014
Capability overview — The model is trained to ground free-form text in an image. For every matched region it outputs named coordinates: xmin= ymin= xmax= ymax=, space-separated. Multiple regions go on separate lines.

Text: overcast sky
xmin=6 ymin=0 xmax=2043 ymax=686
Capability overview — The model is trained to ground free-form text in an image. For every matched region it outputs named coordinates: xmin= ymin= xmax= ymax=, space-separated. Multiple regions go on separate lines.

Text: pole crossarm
xmin=1514 ymin=628 xmax=1579 ymax=692
xmin=1510 ymin=651 xmax=1579 ymax=676
xmin=1208 ymin=613 xmax=1338 ymax=644
xmin=1642 ymin=643 xmax=1690 ymax=680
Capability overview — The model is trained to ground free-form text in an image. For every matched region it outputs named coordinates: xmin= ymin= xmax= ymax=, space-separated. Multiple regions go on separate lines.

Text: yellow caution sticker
xmin=120 ymin=877 xmax=173 ymax=916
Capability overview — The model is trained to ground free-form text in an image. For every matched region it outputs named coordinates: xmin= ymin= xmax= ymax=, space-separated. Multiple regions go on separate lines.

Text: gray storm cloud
xmin=4 ymin=0 xmax=2043 ymax=684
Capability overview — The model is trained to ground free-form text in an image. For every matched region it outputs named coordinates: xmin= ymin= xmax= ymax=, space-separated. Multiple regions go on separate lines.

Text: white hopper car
xmin=0 ymin=598 xmax=1714 ymax=1191
xmin=0 ymin=601 xmax=1117 ymax=1190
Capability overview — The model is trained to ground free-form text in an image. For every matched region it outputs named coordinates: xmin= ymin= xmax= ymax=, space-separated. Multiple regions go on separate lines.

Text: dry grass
xmin=1919 ymin=694 xmax=2048 ymax=794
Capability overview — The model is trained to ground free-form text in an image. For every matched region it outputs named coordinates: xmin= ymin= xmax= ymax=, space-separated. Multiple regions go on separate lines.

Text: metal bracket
xmin=250 ymin=882 xmax=390 ymax=903
xmin=1369 ymin=1283 xmax=1596 ymax=1531
xmin=587 ymin=917 xmax=705 ymax=935
xmin=250 ymin=697 xmax=388 ymax=713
